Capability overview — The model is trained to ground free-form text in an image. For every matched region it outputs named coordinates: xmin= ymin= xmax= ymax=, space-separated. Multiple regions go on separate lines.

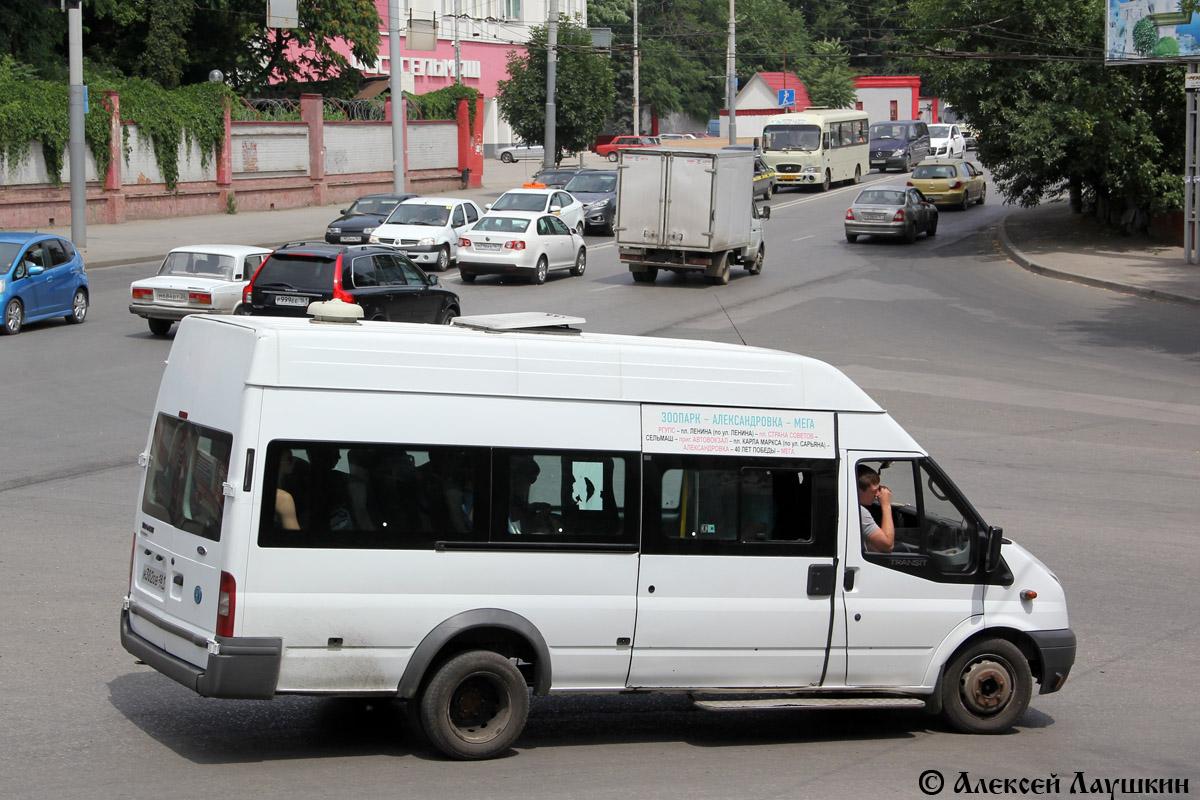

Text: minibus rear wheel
xmin=419 ymin=649 xmax=530 ymax=760
xmin=940 ymin=638 xmax=1032 ymax=734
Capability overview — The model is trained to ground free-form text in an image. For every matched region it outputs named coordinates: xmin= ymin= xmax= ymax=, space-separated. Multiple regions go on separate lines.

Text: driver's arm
xmin=865 ymin=486 xmax=895 ymax=553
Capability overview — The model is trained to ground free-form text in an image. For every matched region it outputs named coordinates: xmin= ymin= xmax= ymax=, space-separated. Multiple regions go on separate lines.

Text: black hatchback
xmin=241 ymin=242 xmax=461 ymax=324
xmin=325 ymin=193 xmax=419 ymax=244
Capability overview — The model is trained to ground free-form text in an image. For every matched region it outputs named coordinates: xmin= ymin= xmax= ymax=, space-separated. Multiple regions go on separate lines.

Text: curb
xmin=996 ymin=212 xmax=1200 ymax=308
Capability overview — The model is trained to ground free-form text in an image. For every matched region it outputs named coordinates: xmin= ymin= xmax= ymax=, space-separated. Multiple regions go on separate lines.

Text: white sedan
xmin=485 ymin=187 xmax=585 ymax=234
xmin=129 ymin=244 xmax=272 ymax=335
xmin=456 ymin=212 xmax=586 ymax=285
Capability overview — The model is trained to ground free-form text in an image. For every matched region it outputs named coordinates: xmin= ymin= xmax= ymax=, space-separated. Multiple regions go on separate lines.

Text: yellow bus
xmin=761 ymin=108 xmax=869 ymax=191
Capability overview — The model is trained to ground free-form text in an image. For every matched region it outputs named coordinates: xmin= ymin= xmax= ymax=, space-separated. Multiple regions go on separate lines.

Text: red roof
xmin=756 ymin=72 xmax=811 ymax=109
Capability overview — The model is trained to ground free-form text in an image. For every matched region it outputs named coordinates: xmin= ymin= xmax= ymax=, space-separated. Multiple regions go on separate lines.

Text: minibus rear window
xmin=141 ymin=413 xmax=234 ymax=542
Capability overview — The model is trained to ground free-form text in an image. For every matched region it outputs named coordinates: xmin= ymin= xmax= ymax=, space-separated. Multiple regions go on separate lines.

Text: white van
xmin=121 ymin=310 xmax=1075 ymax=760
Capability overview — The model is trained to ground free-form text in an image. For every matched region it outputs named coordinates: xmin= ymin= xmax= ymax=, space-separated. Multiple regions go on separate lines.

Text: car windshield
xmin=913 ymin=164 xmax=958 ymax=179
xmin=385 ymin=204 xmax=451 ymax=226
xmin=254 ymin=253 xmax=335 ymax=292
xmin=762 ymin=124 xmax=821 ymax=152
xmin=348 ymin=197 xmax=404 ymax=216
xmin=565 ymin=174 xmax=616 ymax=193
xmin=492 ymin=193 xmax=548 ymax=212
xmin=0 ymin=243 xmax=20 ymax=270
xmin=158 ymin=251 xmax=237 ymax=279
xmin=856 ymin=189 xmax=906 ymax=205
xmin=928 ymin=125 xmax=951 ymax=138
xmin=473 ymin=217 xmax=531 ymax=233
xmin=870 ymin=124 xmax=910 ymax=141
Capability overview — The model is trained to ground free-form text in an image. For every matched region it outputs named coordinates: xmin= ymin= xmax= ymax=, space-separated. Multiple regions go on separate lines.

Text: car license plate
xmin=925 ymin=194 xmax=942 ymax=201
xmin=142 ymin=564 xmax=167 ymax=592
xmin=341 ymin=236 xmax=362 ymax=243
xmin=476 ymin=243 xmax=502 ymax=251
xmin=158 ymin=290 xmax=187 ymax=303
xmin=863 ymin=213 xmax=887 ymax=221
xmin=870 ymin=160 xmax=884 ymax=165
xmin=275 ymin=295 xmax=310 ymax=307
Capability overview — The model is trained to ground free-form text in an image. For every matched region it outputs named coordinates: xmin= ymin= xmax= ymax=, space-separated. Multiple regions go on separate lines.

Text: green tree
xmin=496 ymin=17 xmax=615 ymax=155
xmin=0 ymin=1 xmax=67 ymax=80
xmin=1132 ymin=17 xmax=1158 ymax=56
xmin=798 ymin=40 xmax=857 ymax=108
xmin=908 ymin=0 xmax=1184 ymax=230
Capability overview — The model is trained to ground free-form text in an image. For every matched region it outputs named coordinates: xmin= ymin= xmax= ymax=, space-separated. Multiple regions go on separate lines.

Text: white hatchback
xmin=928 ymin=123 xmax=966 ymax=158
xmin=129 ymin=244 xmax=272 ymax=335
xmin=369 ymin=197 xmax=484 ymax=270
xmin=457 ymin=212 xmax=586 ymax=285
xmin=485 ymin=187 xmax=585 ymax=235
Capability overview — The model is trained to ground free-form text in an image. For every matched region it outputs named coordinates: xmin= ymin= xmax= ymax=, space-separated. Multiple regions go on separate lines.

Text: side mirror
xmin=485 ymin=203 xmax=493 ymax=211
xmin=340 ymin=208 xmax=348 ymax=214
xmin=549 ymin=205 xmax=561 ymax=213
xmin=984 ymin=525 xmax=1004 ymax=572
xmin=761 ymin=205 xmax=771 ymax=220
xmin=28 ymin=265 xmax=44 ymax=277
xmin=428 ymin=274 xmax=439 ymax=285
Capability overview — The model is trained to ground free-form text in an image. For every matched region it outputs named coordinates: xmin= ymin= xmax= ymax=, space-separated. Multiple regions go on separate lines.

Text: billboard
xmin=1107 ymin=0 xmax=1200 ymax=62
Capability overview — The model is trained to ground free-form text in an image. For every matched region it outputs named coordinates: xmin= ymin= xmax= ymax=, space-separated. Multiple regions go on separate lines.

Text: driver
xmin=857 ymin=467 xmax=895 ymax=553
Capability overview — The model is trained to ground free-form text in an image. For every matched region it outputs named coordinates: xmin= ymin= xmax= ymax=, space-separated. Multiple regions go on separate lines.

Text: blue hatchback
xmin=0 ymin=233 xmax=90 ymax=335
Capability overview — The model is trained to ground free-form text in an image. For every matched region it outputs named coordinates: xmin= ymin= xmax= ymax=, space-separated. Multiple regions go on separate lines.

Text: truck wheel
xmin=418 ymin=650 xmax=530 ymax=760
xmin=631 ymin=268 xmax=658 ymax=283
xmin=704 ymin=251 xmax=730 ymax=285
xmin=747 ymin=244 xmax=764 ymax=275
xmin=940 ymin=638 xmax=1032 ymax=734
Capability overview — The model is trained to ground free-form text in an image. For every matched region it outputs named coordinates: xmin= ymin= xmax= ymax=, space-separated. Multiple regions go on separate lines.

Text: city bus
xmin=761 ymin=108 xmax=870 ymax=191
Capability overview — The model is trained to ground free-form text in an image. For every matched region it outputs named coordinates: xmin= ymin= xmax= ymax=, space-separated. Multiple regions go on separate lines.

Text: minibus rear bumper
xmin=1029 ymin=628 xmax=1076 ymax=694
xmin=121 ymin=606 xmax=282 ymax=700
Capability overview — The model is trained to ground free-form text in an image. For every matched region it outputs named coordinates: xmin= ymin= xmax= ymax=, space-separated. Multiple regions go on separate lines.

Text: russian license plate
xmin=142 ymin=564 xmax=167 ymax=592
xmin=476 ymin=243 xmax=502 ymax=251
xmin=863 ymin=213 xmax=887 ymax=221
xmin=870 ymin=160 xmax=884 ymax=165
xmin=275 ymin=295 xmax=309 ymax=307
xmin=157 ymin=290 xmax=187 ymax=303
xmin=925 ymin=194 xmax=942 ymax=201
xmin=341 ymin=236 xmax=362 ymax=243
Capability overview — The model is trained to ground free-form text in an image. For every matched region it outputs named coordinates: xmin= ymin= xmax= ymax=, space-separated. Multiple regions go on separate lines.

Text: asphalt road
xmin=2 ymin=173 xmax=1198 ymax=799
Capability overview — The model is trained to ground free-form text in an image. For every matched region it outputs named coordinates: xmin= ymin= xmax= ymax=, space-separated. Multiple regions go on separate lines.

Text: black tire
xmin=500 ymin=152 xmax=514 ymax=163
xmin=631 ymin=268 xmax=658 ymax=283
xmin=978 ymin=185 xmax=987 ymax=205
xmin=148 ymin=318 xmax=173 ymax=336
xmin=769 ymin=181 xmax=776 ymax=197
xmin=532 ymin=256 xmax=548 ymax=285
xmin=959 ymin=191 xmax=970 ymax=212
xmin=3 ymin=298 xmax=23 ymax=335
xmin=904 ymin=223 xmax=918 ymax=244
xmin=846 ymin=233 xmax=858 ymax=244
xmin=459 ymin=271 xmax=477 ymax=283
xmin=703 ymin=251 xmax=730 ymax=285
xmin=418 ymin=650 xmax=530 ymax=760
xmin=821 ymin=170 xmax=831 ymax=192
xmin=852 ymin=164 xmax=862 ymax=185
xmin=569 ymin=247 xmax=586 ymax=277
xmin=607 ymin=151 xmax=619 ymax=162
xmin=438 ymin=307 xmax=459 ymax=325
xmin=436 ymin=245 xmax=451 ymax=271
xmin=927 ymin=215 xmax=939 ymax=237
xmin=575 ymin=221 xmax=584 ymax=236
xmin=66 ymin=288 xmax=88 ymax=324
xmin=747 ymin=244 xmax=764 ymax=275
xmin=941 ymin=638 xmax=1033 ymax=734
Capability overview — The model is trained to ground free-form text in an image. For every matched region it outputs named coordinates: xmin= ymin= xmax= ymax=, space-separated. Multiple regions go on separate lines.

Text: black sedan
xmin=325 ymin=193 xmax=419 ymax=244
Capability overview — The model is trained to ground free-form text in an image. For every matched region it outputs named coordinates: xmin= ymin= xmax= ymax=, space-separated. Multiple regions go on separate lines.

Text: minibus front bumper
xmin=121 ymin=604 xmax=282 ymax=700
xmin=1029 ymin=628 xmax=1076 ymax=694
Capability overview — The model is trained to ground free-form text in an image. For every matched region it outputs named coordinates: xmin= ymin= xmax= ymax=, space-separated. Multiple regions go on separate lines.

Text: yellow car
xmin=907 ymin=158 xmax=986 ymax=210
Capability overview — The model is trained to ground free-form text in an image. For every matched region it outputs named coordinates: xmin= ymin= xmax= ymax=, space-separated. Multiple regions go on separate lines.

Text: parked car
xmin=595 ymin=135 xmax=661 ymax=162
xmin=563 ymin=170 xmax=618 ymax=234
xmin=531 ymin=167 xmax=587 ymax=188
xmin=129 ymin=244 xmax=272 ymax=335
xmin=844 ymin=185 xmax=939 ymax=243
xmin=369 ymin=197 xmax=484 ymax=270
xmin=240 ymin=242 xmax=460 ymax=324
xmin=0 ymin=232 xmax=89 ymax=335
xmin=457 ymin=212 xmax=587 ymax=285
xmin=485 ymin=187 xmax=585 ymax=234
xmin=325 ymin=193 xmax=419 ymax=244
xmin=907 ymin=159 xmax=987 ymax=210
xmin=657 ymin=133 xmax=696 ymax=140
xmin=928 ymin=123 xmax=967 ymax=158
xmin=496 ymin=142 xmax=571 ymax=163
xmin=868 ymin=120 xmax=931 ymax=173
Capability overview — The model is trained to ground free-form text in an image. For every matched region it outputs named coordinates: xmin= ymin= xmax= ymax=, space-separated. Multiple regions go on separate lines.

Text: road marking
xmin=587 ymin=241 xmax=616 ymax=250
xmin=793 ymin=235 xmax=814 ymax=242
xmin=590 ymin=284 xmax=624 ymax=292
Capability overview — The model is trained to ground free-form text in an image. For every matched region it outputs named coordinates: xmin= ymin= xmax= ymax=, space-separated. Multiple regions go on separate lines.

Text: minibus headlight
xmin=801 ymin=166 xmax=819 ymax=174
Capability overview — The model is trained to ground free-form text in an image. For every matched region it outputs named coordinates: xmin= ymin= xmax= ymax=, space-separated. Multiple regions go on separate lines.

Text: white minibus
xmin=762 ymin=108 xmax=870 ymax=191
xmin=121 ymin=309 xmax=1075 ymax=760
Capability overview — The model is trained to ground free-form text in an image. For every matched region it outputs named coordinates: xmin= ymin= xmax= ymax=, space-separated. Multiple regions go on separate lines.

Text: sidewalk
xmin=997 ymin=201 xmax=1200 ymax=308
xmin=36 ymin=152 xmax=613 ymax=269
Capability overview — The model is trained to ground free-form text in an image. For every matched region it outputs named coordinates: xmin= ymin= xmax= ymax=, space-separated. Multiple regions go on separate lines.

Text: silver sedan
xmin=844 ymin=185 xmax=938 ymax=243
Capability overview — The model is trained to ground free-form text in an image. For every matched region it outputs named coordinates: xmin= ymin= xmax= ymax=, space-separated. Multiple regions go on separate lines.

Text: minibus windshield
xmin=762 ymin=125 xmax=821 ymax=152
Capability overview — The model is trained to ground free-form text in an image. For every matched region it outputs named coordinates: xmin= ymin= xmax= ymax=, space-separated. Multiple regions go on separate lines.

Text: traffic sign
xmin=777 ymin=89 xmax=795 ymax=107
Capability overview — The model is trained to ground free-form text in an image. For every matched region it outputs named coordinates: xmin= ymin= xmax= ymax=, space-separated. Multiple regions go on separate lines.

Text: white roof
xmin=402 ymin=196 xmax=475 ymax=206
xmin=499 ymin=187 xmax=555 ymax=195
xmin=166 ymin=244 xmax=273 ymax=256
xmin=180 ymin=314 xmax=885 ymax=414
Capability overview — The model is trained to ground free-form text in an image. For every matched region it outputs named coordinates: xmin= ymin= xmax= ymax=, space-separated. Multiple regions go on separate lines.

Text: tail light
xmin=504 ymin=241 xmax=527 ymax=250
xmin=188 ymin=291 xmax=212 ymax=306
xmin=132 ymin=287 xmax=153 ymax=301
xmin=331 ymin=254 xmax=354 ymax=303
xmin=949 ymin=180 xmax=962 ymax=189
xmin=216 ymin=571 xmax=236 ymax=637
xmin=459 ymin=238 xmax=472 ymax=248
xmin=844 ymin=209 xmax=855 ymax=220
xmin=892 ymin=209 xmax=906 ymax=222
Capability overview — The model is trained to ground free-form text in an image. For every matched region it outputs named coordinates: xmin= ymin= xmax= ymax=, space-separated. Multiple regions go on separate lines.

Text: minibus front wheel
xmin=940 ymin=638 xmax=1033 ymax=734
xmin=419 ymin=649 xmax=531 ymax=760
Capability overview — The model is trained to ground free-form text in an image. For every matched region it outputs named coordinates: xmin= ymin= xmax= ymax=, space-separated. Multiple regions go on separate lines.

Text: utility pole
xmin=389 ymin=0 xmax=406 ymax=191
xmin=453 ymin=0 xmax=462 ymax=84
xmin=632 ymin=0 xmax=640 ymax=136
xmin=543 ymin=0 xmax=558 ymax=171
xmin=67 ymin=0 xmax=86 ymax=246
xmin=726 ymin=0 xmax=737 ymax=145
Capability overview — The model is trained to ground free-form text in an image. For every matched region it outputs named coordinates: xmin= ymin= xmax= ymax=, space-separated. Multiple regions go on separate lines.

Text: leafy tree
xmin=908 ymin=0 xmax=1184 ymax=230
xmin=0 ymin=1 xmax=67 ymax=80
xmin=496 ymin=17 xmax=615 ymax=155
xmin=1132 ymin=17 xmax=1158 ymax=57
xmin=798 ymin=40 xmax=857 ymax=108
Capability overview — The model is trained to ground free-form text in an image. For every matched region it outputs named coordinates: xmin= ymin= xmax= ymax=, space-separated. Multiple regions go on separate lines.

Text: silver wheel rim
xmin=72 ymin=291 xmax=86 ymax=321
xmin=6 ymin=301 xmax=20 ymax=332
xmin=537 ymin=260 xmax=547 ymax=282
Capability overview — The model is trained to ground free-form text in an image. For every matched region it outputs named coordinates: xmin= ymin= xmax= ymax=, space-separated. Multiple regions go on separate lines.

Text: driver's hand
xmin=878 ymin=486 xmax=892 ymax=505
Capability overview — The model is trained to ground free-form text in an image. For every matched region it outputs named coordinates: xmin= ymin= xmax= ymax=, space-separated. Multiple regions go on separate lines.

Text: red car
xmin=594 ymin=135 xmax=661 ymax=162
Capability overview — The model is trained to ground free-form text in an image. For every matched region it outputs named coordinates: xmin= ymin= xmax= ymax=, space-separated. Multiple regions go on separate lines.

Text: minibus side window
xmin=642 ymin=455 xmax=838 ymax=557
xmin=141 ymin=413 xmax=233 ymax=542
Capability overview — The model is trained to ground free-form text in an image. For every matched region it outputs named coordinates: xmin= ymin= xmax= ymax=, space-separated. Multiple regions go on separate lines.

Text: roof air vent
xmin=307 ymin=299 xmax=365 ymax=324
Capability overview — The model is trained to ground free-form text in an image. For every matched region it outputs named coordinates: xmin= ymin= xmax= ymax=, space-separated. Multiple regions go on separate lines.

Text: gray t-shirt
xmin=860 ymin=504 xmax=879 ymax=538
